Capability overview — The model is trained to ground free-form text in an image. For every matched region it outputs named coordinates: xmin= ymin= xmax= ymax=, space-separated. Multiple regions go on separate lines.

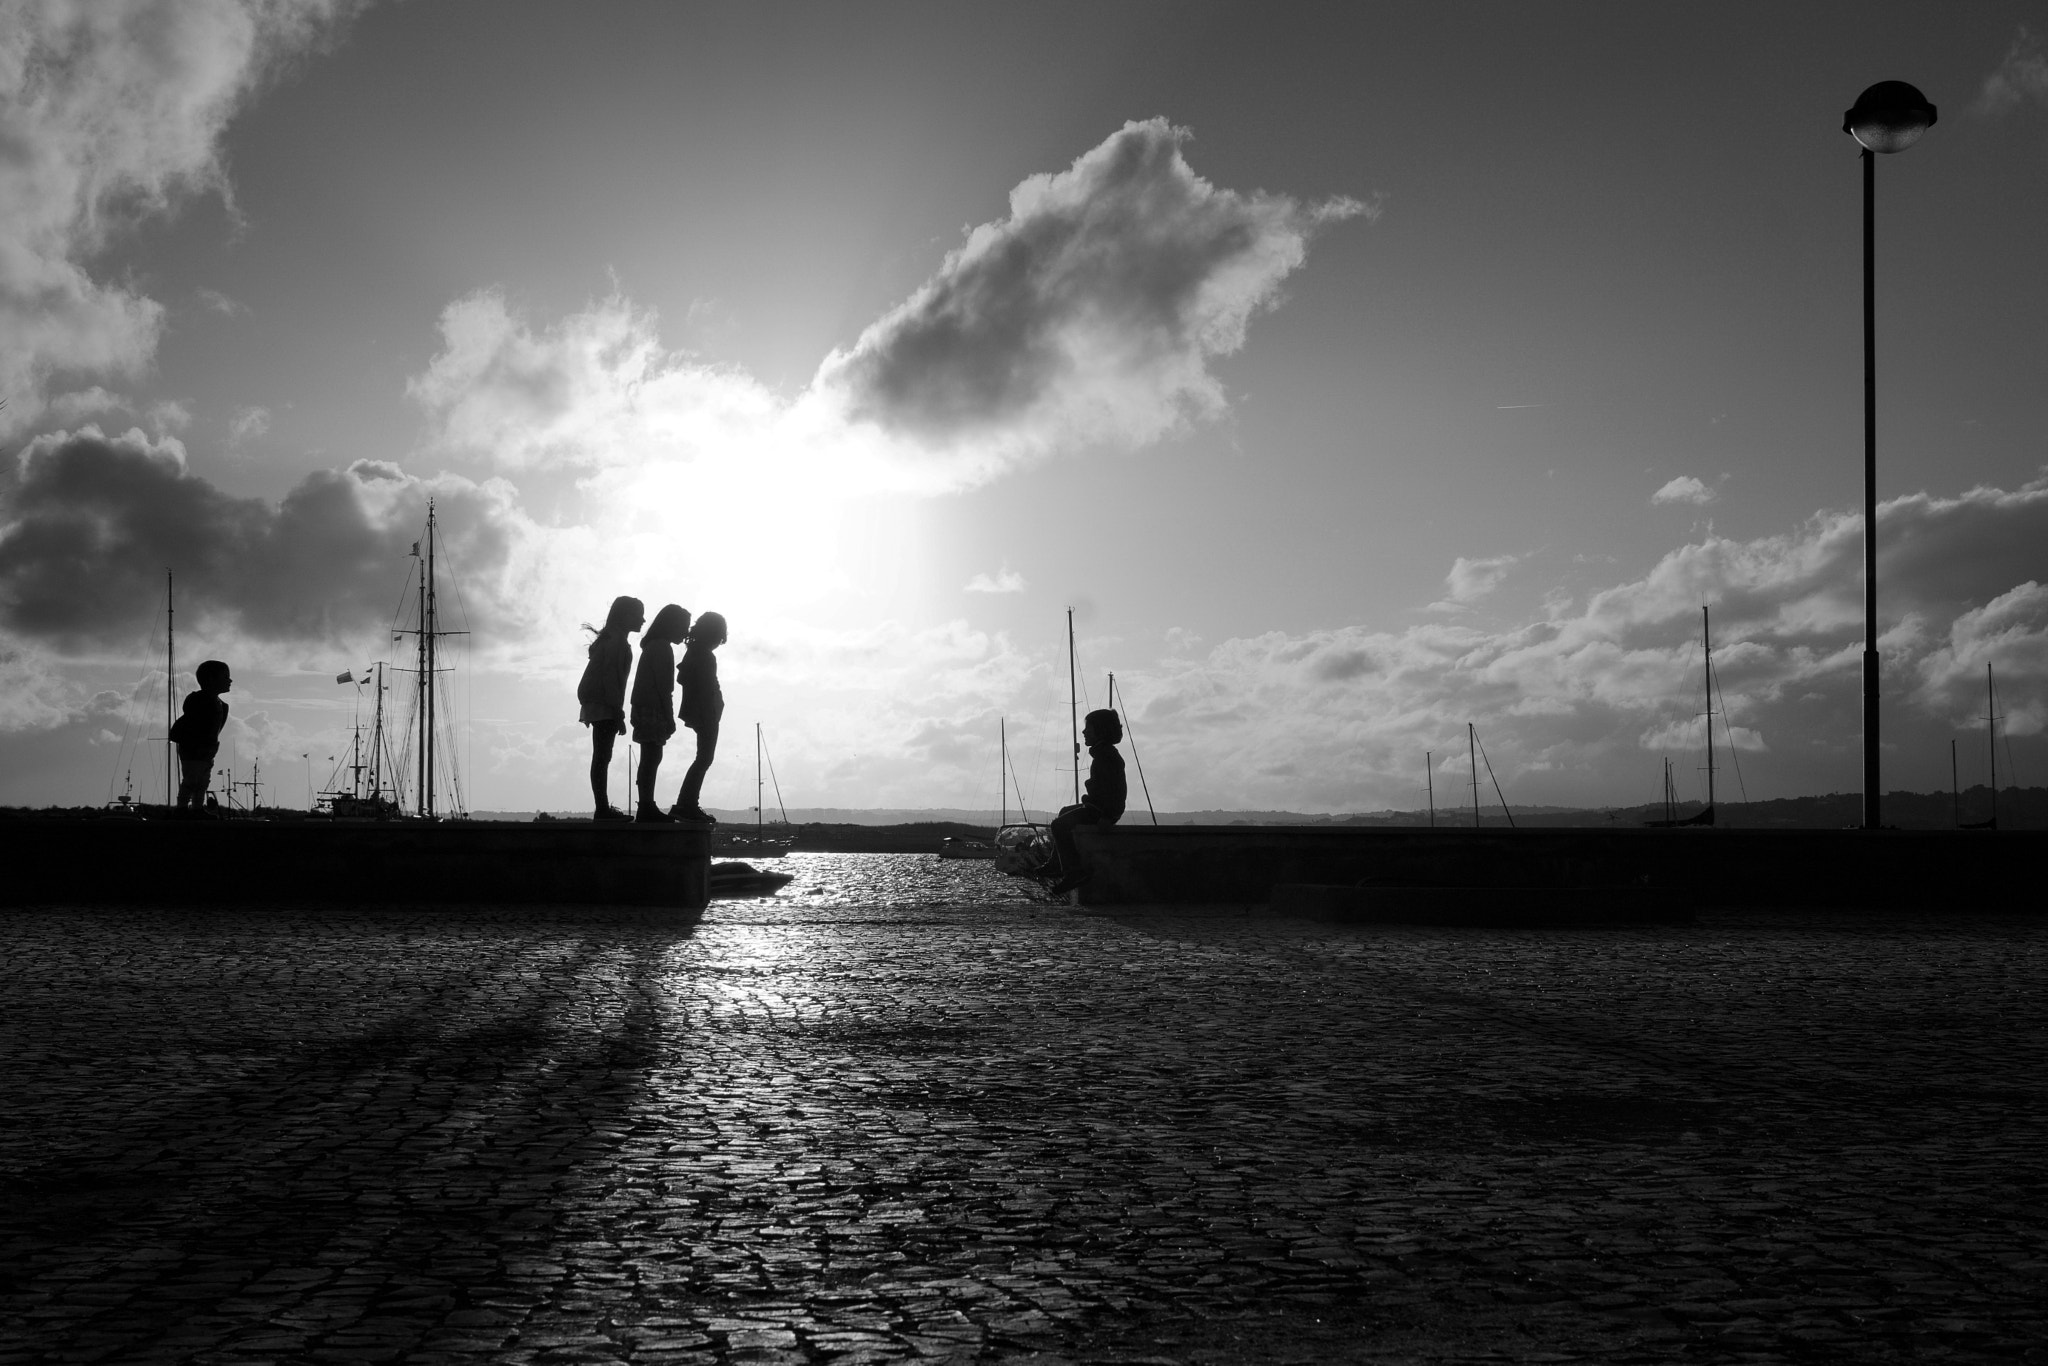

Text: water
xmin=718 ymin=851 xmax=1045 ymax=909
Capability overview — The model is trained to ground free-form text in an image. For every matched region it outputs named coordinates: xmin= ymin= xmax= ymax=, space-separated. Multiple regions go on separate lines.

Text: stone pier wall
xmin=2 ymin=817 xmax=711 ymax=909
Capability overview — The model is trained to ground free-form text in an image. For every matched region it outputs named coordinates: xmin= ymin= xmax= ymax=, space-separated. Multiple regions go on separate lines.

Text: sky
xmin=3 ymin=0 xmax=2046 ymax=817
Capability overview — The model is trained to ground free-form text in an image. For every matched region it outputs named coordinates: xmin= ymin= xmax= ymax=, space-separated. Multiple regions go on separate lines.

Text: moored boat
xmin=709 ymin=860 xmax=794 ymax=897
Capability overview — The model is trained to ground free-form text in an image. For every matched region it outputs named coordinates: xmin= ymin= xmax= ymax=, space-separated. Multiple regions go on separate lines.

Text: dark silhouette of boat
xmin=709 ymin=861 xmax=794 ymax=897
xmin=1960 ymin=664 xmax=2004 ymax=830
xmin=1645 ymin=606 xmax=1720 ymax=828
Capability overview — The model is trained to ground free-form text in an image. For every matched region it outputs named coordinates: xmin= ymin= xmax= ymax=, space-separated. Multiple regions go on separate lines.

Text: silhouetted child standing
xmin=169 ymin=660 xmax=232 ymax=811
xmin=578 ymin=595 xmax=644 ymax=820
xmin=672 ymin=611 xmax=726 ymax=823
xmin=630 ymin=604 xmax=691 ymax=822
xmin=1048 ymin=708 xmax=1125 ymax=893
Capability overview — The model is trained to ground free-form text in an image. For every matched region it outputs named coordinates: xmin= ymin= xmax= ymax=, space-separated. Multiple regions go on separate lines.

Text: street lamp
xmin=1843 ymin=80 xmax=1935 ymax=830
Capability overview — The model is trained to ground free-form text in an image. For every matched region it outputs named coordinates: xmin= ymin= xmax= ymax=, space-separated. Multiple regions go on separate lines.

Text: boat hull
xmin=1 ymin=817 xmax=712 ymax=910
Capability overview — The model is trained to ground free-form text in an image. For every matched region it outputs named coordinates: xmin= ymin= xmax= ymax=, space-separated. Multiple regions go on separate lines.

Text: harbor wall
xmin=1071 ymin=823 xmax=2046 ymax=909
xmin=1 ymin=818 xmax=711 ymax=910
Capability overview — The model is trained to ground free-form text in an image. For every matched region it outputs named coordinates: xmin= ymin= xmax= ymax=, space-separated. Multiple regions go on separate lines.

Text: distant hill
xmin=1304 ymin=786 xmax=2046 ymax=830
xmin=472 ymin=787 xmax=2043 ymax=830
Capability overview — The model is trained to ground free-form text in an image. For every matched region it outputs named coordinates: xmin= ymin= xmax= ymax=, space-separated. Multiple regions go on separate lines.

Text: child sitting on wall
xmin=1047 ymin=708 xmax=1125 ymax=894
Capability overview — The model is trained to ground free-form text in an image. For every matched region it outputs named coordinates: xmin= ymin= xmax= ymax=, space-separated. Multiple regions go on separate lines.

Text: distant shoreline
xmin=9 ymin=785 xmax=2042 ymax=842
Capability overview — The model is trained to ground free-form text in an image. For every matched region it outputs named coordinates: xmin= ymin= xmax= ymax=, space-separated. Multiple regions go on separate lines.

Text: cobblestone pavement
xmin=2 ymin=875 xmax=2045 ymax=1363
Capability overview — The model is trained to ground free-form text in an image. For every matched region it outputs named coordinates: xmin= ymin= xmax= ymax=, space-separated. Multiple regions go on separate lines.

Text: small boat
xmin=709 ymin=861 xmax=794 ymax=897
xmin=1645 ymin=606 xmax=1719 ymax=828
xmin=938 ymin=836 xmax=996 ymax=859
xmin=992 ymin=822 xmax=1053 ymax=878
xmin=709 ymin=723 xmax=795 ymax=856
xmin=1961 ymin=663 xmax=2003 ymax=830
xmin=711 ymin=825 xmax=795 ymax=856
xmin=318 ymin=664 xmax=403 ymax=820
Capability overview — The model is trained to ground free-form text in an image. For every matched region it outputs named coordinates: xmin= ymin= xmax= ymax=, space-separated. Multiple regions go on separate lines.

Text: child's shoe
xmin=671 ymin=804 xmax=716 ymax=824
xmin=594 ymin=804 xmax=631 ymax=822
xmin=1046 ymin=867 xmax=1092 ymax=895
xmin=636 ymin=802 xmax=674 ymax=823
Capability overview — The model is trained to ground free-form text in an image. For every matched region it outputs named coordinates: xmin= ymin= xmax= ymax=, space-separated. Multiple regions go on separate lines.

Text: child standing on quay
xmin=671 ymin=611 xmax=726 ymax=823
xmin=170 ymin=660 xmax=232 ymax=812
xmin=577 ymin=595 xmax=644 ymax=820
xmin=629 ymin=604 xmax=691 ymax=822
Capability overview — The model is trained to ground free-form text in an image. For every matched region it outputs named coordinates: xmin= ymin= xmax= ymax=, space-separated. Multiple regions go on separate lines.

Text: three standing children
xmin=580 ymin=597 xmax=725 ymax=823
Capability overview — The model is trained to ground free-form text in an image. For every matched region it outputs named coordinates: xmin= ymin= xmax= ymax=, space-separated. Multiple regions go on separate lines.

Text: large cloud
xmin=0 ymin=426 xmax=532 ymax=651
xmin=815 ymin=118 xmax=1366 ymax=473
xmin=0 ymin=0 xmax=357 ymax=435
xmin=412 ymin=119 xmax=1367 ymax=494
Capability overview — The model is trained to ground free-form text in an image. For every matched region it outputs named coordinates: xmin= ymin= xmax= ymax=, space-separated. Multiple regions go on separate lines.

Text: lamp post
xmin=1842 ymin=81 xmax=1935 ymax=830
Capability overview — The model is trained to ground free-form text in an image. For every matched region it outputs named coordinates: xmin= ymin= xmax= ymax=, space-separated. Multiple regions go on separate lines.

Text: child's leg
xmin=636 ymin=740 xmax=664 ymax=810
xmin=589 ymin=726 xmax=618 ymax=808
xmin=1049 ymin=804 xmax=1081 ymax=873
xmin=1048 ymin=803 xmax=1101 ymax=883
xmin=677 ymin=722 xmax=719 ymax=811
xmin=176 ymin=754 xmax=208 ymax=808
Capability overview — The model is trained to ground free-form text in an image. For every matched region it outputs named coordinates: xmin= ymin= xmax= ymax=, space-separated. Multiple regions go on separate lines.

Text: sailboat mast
xmin=1067 ymin=608 xmax=1080 ymax=806
xmin=371 ymin=662 xmax=386 ymax=801
xmin=1703 ymin=606 xmax=1715 ymax=812
xmin=1951 ymin=739 xmax=1959 ymax=828
xmin=757 ymin=722 xmax=764 ymax=847
xmin=1987 ymin=663 xmax=1998 ymax=829
xmin=1000 ymin=718 xmax=1008 ymax=827
xmin=424 ymin=500 xmax=438 ymax=818
xmin=1468 ymin=723 xmax=1479 ymax=829
xmin=414 ymin=524 xmax=427 ymax=815
xmin=1425 ymin=751 xmax=1434 ymax=827
xmin=166 ymin=569 xmax=175 ymax=806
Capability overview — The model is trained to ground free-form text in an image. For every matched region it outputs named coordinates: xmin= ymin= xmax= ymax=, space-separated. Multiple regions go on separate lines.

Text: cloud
xmin=1909 ymin=581 xmax=2048 ymax=736
xmin=412 ymin=120 xmax=1366 ymax=497
xmin=965 ymin=567 xmax=1026 ymax=594
xmin=1092 ymin=475 xmax=2048 ymax=810
xmin=1652 ymin=474 xmax=1715 ymax=506
xmin=227 ymin=404 xmax=270 ymax=444
xmin=1430 ymin=553 xmax=1519 ymax=611
xmin=0 ymin=0 xmax=358 ymax=436
xmin=1973 ymin=27 xmax=2048 ymax=116
xmin=0 ymin=636 xmax=84 ymax=732
xmin=195 ymin=285 xmax=247 ymax=316
xmin=42 ymin=387 xmax=129 ymax=424
xmin=816 ymin=118 xmax=1367 ymax=480
xmin=0 ymin=425 xmax=535 ymax=653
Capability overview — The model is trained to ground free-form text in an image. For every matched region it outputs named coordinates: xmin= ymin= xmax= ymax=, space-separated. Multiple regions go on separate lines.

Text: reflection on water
xmin=718 ymin=852 xmax=1044 ymax=909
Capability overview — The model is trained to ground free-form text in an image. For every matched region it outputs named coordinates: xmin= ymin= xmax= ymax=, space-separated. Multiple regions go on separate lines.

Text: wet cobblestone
xmin=1 ymin=865 xmax=2044 ymax=1362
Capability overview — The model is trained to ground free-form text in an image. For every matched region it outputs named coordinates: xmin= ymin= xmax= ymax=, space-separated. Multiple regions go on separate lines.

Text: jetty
xmin=2 ymin=816 xmax=712 ymax=910
xmin=1069 ymin=823 xmax=2046 ymax=913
